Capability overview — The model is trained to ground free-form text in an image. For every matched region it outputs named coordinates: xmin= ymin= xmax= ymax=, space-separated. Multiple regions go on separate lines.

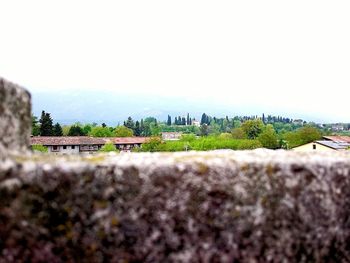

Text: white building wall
xmin=48 ymin=145 xmax=80 ymax=154
xmin=292 ymin=142 xmax=336 ymax=152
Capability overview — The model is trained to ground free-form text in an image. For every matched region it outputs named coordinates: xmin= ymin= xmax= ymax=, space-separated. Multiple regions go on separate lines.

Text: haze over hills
xmin=2 ymin=1 xmax=350 ymax=126
xmin=32 ymin=90 xmax=333 ymax=125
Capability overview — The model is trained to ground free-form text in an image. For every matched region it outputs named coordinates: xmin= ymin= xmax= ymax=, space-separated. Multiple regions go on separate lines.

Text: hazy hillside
xmin=32 ymin=90 xmax=325 ymax=125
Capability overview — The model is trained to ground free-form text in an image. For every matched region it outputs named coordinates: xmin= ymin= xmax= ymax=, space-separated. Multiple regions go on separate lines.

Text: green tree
xmin=283 ymin=125 xmax=322 ymax=148
xmin=167 ymin=115 xmax=172 ymax=126
xmin=241 ymin=119 xmax=264 ymax=139
xmin=134 ymin=121 xmax=141 ymax=136
xmin=231 ymin=128 xmax=247 ymax=139
xmin=115 ymin=126 xmax=134 ymax=137
xmin=39 ymin=111 xmax=54 ymax=136
xmin=68 ymin=125 xmax=85 ymax=136
xmin=209 ymin=123 xmax=221 ymax=135
xmin=150 ymin=122 xmax=161 ymax=136
xmin=222 ymin=118 xmax=231 ymax=132
xmin=233 ymin=120 xmax=242 ymax=128
xmin=144 ymin=117 xmax=157 ymax=124
xmin=140 ymin=137 xmax=162 ymax=152
xmin=62 ymin=125 xmax=70 ymax=136
xmin=140 ymin=119 xmax=145 ymax=135
xmin=298 ymin=125 xmax=322 ymax=143
xmin=142 ymin=123 xmax=151 ymax=136
xmin=82 ymin=124 xmax=92 ymax=135
xmin=31 ymin=115 xmax=40 ymax=136
xmin=201 ymin=113 xmax=209 ymax=125
xmin=257 ymin=124 xmax=279 ymax=149
xmin=89 ymin=126 xmax=114 ymax=137
xmin=124 ymin=117 xmax=135 ymax=130
xmin=99 ymin=141 xmax=119 ymax=152
xmin=53 ymin=123 xmax=63 ymax=136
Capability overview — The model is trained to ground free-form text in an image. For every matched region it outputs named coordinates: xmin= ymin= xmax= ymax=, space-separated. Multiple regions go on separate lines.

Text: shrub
xmin=115 ymin=126 xmax=134 ymax=137
xmin=231 ymin=128 xmax=247 ymax=139
xmin=99 ymin=142 xmax=119 ymax=152
xmin=140 ymin=137 xmax=162 ymax=152
xmin=138 ymin=136 xmax=262 ymax=152
xmin=32 ymin=144 xmax=48 ymax=153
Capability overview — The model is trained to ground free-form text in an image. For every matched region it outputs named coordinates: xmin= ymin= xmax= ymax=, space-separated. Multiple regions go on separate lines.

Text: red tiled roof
xmin=111 ymin=137 xmax=149 ymax=144
xmin=30 ymin=136 xmax=149 ymax=146
xmin=323 ymin=136 xmax=350 ymax=143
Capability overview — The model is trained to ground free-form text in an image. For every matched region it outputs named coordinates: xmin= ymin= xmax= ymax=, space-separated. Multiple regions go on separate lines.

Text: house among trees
xmin=293 ymin=119 xmax=304 ymax=125
xmin=30 ymin=136 xmax=149 ymax=154
xmin=192 ymin=120 xmax=200 ymax=127
xmin=161 ymin=132 xmax=182 ymax=141
xmin=331 ymin=124 xmax=345 ymax=132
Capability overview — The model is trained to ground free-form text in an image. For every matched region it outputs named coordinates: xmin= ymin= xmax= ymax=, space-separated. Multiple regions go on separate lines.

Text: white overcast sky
xmin=0 ymin=0 xmax=349 ymax=122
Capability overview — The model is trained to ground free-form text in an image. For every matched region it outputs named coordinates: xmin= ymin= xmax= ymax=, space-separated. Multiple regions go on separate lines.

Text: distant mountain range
xmin=31 ymin=90 xmax=328 ymax=125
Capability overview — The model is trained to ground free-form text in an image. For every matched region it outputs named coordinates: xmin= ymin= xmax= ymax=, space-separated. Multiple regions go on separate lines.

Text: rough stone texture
xmin=1 ymin=150 xmax=350 ymax=262
xmin=0 ymin=77 xmax=31 ymax=157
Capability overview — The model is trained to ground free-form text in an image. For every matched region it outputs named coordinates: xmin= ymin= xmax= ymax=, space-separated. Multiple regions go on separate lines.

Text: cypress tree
xmin=39 ymin=111 xmax=54 ymax=136
xmin=167 ymin=115 xmax=172 ymax=126
xmin=206 ymin=115 xmax=210 ymax=125
xmin=186 ymin=113 xmax=190 ymax=125
xmin=175 ymin=117 xmax=178 ymax=125
xmin=201 ymin=113 xmax=206 ymax=125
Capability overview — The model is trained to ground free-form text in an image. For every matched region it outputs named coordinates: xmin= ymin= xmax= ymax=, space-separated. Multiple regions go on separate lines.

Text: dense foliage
xmin=282 ymin=126 xmax=322 ymax=148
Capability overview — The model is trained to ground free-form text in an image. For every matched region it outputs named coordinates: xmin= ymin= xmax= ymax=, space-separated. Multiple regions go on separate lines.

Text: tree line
xmin=32 ymin=111 xmax=326 ymax=148
xmin=32 ymin=112 xmax=161 ymax=137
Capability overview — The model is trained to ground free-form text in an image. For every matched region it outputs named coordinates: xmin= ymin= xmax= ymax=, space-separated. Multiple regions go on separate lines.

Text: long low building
xmin=30 ymin=136 xmax=149 ymax=154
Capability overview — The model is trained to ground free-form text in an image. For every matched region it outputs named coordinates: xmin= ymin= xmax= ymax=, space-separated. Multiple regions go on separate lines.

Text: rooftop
xmin=316 ymin=140 xmax=350 ymax=150
xmin=323 ymin=135 xmax=350 ymax=143
xmin=30 ymin=136 xmax=149 ymax=146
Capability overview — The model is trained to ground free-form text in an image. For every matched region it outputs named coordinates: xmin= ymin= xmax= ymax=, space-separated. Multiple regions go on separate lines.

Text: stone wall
xmin=0 ymin=77 xmax=31 ymax=157
xmin=1 ymin=78 xmax=350 ymax=262
xmin=1 ymin=151 xmax=350 ymax=262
